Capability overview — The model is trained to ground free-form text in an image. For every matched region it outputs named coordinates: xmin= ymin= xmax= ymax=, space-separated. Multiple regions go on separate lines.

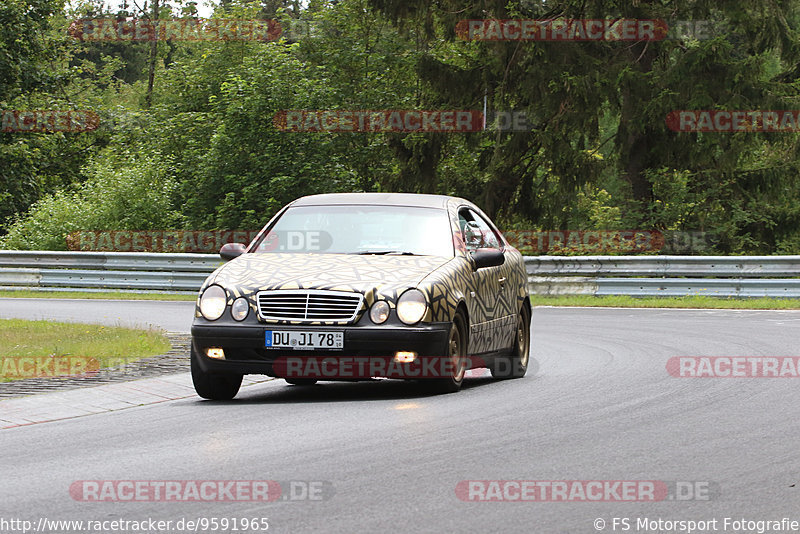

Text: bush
xmin=0 ymin=151 xmax=182 ymax=250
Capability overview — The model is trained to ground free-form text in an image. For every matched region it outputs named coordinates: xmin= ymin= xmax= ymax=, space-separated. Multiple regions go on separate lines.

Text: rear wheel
xmin=429 ymin=313 xmax=467 ymax=393
xmin=190 ymin=345 xmax=243 ymax=400
xmin=491 ymin=304 xmax=530 ymax=379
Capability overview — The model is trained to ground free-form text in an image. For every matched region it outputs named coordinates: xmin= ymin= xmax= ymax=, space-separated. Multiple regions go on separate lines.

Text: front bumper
xmin=191 ymin=320 xmax=451 ymax=378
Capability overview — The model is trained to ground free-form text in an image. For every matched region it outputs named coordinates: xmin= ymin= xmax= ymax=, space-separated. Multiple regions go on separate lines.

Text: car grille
xmin=256 ymin=290 xmax=364 ymax=323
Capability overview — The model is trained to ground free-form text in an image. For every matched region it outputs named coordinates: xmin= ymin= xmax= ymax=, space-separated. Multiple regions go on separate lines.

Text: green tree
xmin=368 ymin=0 xmax=800 ymax=253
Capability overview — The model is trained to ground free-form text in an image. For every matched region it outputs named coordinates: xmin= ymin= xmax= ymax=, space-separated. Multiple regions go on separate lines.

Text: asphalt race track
xmin=0 ymin=298 xmax=195 ymax=332
xmin=3 ymin=299 xmax=800 ymax=533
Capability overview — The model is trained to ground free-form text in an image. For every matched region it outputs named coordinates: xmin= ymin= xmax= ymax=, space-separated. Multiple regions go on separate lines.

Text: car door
xmin=458 ymin=208 xmax=507 ymax=355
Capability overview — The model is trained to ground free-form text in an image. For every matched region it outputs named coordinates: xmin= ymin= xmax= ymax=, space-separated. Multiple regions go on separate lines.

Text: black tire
xmin=429 ymin=313 xmax=467 ymax=393
xmin=491 ymin=304 xmax=531 ymax=379
xmin=190 ymin=346 xmax=243 ymax=400
xmin=285 ymin=378 xmax=318 ymax=386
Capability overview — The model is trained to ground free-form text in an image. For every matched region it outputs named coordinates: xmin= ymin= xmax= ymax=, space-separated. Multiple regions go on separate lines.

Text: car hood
xmin=210 ymin=253 xmax=453 ymax=297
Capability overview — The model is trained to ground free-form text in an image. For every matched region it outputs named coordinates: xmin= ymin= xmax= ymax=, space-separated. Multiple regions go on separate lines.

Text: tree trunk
xmin=619 ymin=42 xmax=657 ymax=204
xmin=623 ymin=128 xmax=653 ymax=204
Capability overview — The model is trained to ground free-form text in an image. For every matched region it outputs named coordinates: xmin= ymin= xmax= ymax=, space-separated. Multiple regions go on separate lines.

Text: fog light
xmin=206 ymin=348 xmax=225 ymax=360
xmin=394 ymin=351 xmax=417 ymax=363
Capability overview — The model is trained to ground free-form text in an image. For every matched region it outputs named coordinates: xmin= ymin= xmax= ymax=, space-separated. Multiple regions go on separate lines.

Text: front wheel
xmin=491 ymin=304 xmax=530 ymax=379
xmin=190 ymin=345 xmax=243 ymax=400
xmin=429 ymin=313 xmax=467 ymax=393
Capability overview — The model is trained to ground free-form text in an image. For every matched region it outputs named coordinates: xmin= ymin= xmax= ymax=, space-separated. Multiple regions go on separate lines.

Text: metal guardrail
xmin=526 ymin=255 xmax=800 ymax=277
xmin=596 ymin=278 xmax=800 ymax=298
xmin=526 ymin=256 xmax=800 ymax=297
xmin=0 ymin=251 xmax=221 ymax=293
xmin=1 ymin=251 xmax=799 ymax=298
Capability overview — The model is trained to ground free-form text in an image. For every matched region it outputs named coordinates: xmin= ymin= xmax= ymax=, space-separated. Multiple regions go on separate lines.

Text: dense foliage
xmin=2 ymin=0 xmax=799 ymax=254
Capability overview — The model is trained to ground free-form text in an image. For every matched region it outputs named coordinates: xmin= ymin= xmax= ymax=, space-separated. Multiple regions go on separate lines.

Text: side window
xmin=458 ymin=208 xmax=501 ymax=252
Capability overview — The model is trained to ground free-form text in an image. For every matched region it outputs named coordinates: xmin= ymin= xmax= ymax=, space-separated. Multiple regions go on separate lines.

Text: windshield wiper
xmin=356 ymin=250 xmax=417 ymax=255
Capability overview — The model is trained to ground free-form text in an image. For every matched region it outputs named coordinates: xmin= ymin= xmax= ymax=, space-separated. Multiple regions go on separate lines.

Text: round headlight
xmin=231 ymin=297 xmax=250 ymax=321
xmin=369 ymin=301 xmax=390 ymax=324
xmin=397 ymin=289 xmax=427 ymax=325
xmin=199 ymin=285 xmax=227 ymax=320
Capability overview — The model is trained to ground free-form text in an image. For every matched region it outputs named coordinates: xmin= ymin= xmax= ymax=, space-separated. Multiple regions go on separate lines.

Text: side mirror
xmin=471 ymin=248 xmax=505 ymax=270
xmin=220 ymin=243 xmax=246 ymax=261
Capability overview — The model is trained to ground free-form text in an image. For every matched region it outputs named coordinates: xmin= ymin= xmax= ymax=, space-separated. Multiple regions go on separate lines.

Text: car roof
xmin=291 ymin=192 xmax=469 ymax=209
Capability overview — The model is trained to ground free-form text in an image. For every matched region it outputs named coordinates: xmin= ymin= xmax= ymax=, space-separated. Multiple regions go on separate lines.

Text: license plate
xmin=265 ymin=330 xmax=344 ymax=350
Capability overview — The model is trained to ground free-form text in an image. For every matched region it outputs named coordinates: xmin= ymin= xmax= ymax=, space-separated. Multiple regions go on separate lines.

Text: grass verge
xmin=0 ymin=290 xmax=196 ymax=301
xmin=0 ymin=318 xmax=172 ymax=382
xmin=531 ymin=294 xmax=800 ymax=309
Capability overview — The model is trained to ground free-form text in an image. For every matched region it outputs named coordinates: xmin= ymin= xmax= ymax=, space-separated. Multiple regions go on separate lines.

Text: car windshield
xmin=251 ymin=205 xmax=454 ymax=257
